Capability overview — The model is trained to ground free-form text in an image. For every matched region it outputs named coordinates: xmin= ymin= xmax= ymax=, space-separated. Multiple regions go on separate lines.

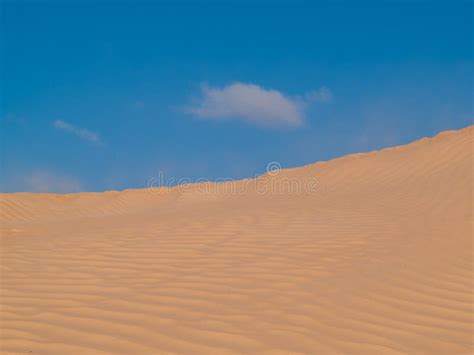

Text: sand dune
xmin=1 ymin=126 xmax=473 ymax=354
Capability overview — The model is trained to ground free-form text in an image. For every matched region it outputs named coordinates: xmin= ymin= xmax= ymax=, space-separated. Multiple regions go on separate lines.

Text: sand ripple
xmin=1 ymin=126 xmax=473 ymax=354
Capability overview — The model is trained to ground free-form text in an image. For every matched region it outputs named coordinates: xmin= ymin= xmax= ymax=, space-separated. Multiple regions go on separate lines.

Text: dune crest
xmin=1 ymin=126 xmax=473 ymax=354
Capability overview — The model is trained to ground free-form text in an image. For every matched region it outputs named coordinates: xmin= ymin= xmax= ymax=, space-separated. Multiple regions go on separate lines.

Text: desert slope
xmin=1 ymin=126 xmax=473 ymax=354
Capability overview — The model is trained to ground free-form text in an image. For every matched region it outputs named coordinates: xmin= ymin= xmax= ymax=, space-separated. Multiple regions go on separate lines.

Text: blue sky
xmin=1 ymin=1 xmax=472 ymax=192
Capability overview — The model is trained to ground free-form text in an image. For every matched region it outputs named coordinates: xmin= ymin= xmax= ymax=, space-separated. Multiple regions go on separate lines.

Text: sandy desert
xmin=0 ymin=126 xmax=473 ymax=354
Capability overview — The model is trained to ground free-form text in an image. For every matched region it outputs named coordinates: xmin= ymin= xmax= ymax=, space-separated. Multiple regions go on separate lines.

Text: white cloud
xmin=304 ymin=86 xmax=333 ymax=103
xmin=186 ymin=82 xmax=332 ymax=127
xmin=24 ymin=171 xmax=82 ymax=193
xmin=54 ymin=120 xmax=100 ymax=142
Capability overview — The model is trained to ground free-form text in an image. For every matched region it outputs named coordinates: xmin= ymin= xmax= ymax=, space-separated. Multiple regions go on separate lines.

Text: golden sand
xmin=1 ymin=126 xmax=473 ymax=354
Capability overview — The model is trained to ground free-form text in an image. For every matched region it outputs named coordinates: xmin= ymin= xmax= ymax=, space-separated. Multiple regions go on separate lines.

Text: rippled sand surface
xmin=1 ymin=126 xmax=473 ymax=354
